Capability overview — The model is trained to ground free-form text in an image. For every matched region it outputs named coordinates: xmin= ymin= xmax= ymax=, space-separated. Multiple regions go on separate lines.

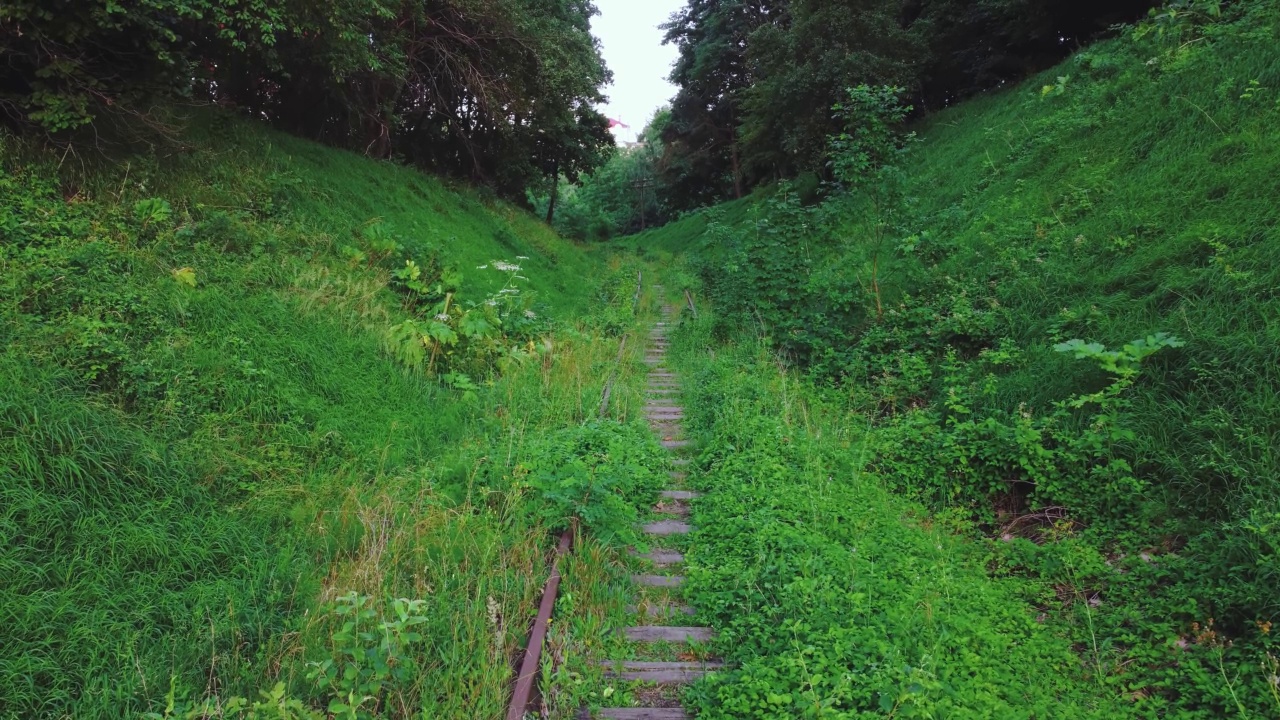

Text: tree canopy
xmin=655 ymin=0 xmax=1160 ymax=212
xmin=0 ymin=0 xmax=614 ymax=198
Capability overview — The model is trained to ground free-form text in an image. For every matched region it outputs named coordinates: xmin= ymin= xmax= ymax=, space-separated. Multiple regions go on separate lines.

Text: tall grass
xmin=663 ymin=323 xmax=1120 ymax=718
xmin=629 ymin=8 xmax=1280 ymax=714
xmin=0 ymin=110 xmax=634 ymax=717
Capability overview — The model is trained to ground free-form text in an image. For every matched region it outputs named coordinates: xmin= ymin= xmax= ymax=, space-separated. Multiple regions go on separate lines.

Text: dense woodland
xmin=1 ymin=0 xmax=614 ymax=197
xmin=540 ymin=0 xmax=1172 ymax=237
xmin=4 ymin=0 xmax=1164 ymax=228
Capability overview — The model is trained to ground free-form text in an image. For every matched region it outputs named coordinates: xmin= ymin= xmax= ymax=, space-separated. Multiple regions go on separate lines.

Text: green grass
xmin=0 ymin=111 xmax=643 ymax=718
xmin=627 ymin=9 xmax=1280 ymax=717
xmin=667 ymin=320 xmax=1120 ymax=718
xmin=615 ymin=195 xmax=756 ymax=257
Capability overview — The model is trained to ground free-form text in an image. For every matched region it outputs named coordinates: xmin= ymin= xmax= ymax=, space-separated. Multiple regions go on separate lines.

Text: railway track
xmin=508 ymin=282 xmax=714 ymax=720
xmin=592 ymin=288 xmax=715 ymax=720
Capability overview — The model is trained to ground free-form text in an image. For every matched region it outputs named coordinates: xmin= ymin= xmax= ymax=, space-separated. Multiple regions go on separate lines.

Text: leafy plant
xmin=1053 ymin=332 xmax=1185 ymax=380
xmin=306 ymin=592 xmax=429 ymax=720
xmin=826 ymin=85 xmax=918 ymax=320
xmin=361 ymin=221 xmax=403 ymax=264
xmin=133 ymin=197 xmax=172 ymax=232
xmin=143 ymin=679 xmax=322 ymax=720
xmin=522 ymin=421 xmax=667 ymax=544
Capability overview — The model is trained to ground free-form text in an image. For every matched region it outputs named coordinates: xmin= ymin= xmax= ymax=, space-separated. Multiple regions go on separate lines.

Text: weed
xmin=523 ymin=420 xmax=669 ymax=545
xmin=0 ymin=110 xmax=635 ymax=718
xmin=631 ymin=5 xmax=1280 ymax=714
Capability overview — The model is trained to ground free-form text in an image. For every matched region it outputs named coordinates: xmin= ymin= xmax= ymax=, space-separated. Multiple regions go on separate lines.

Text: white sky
xmin=592 ymin=0 xmax=684 ymax=143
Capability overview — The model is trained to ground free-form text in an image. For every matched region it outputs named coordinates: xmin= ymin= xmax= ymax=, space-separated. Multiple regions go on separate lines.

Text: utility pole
xmin=631 ymin=177 xmax=656 ymax=231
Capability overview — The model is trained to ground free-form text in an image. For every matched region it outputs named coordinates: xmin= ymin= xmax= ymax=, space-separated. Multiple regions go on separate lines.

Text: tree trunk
xmin=545 ymin=162 xmax=560 ymax=225
xmin=731 ymin=142 xmax=743 ymax=199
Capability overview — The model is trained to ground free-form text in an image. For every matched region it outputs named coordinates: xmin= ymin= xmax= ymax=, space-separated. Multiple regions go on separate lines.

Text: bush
xmin=522 ymin=420 xmax=668 ymax=545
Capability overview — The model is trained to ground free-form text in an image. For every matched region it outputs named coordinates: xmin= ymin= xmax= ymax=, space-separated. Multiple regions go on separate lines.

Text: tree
xmin=0 ymin=0 xmax=616 ymax=202
xmin=533 ymin=110 xmax=671 ymax=240
xmin=739 ymin=0 xmax=924 ymax=179
xmin=660 ymin=0 xmax=781 ymax=212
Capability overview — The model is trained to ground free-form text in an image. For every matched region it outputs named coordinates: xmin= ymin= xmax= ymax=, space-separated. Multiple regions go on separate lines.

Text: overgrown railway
xmin=508 ymin=284 xmax=718 ymax=720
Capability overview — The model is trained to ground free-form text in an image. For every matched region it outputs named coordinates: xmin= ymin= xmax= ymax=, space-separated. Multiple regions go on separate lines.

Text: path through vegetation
xmin=594 ymin=292 xmax=715 ymax=720
xmin=558 ymin=279 xmax=1126 ymax=719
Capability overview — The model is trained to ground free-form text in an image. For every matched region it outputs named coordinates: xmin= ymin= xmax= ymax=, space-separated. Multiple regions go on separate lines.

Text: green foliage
xmin=133 ymin=197 xmax=173 ymax=231
xmin=871 ymin=335 xmax=1181 ymax=521
xmin=1 ymin=0 xmax=288 ymax=131
xmin=827 ymin=85 xmax=915 ymax=190
xmin=534 ymin=119 xmax=671 ymax=241
xmin=307 ymin=593 xmax=428 ymax=719
xmin=0 ymin=113 xmax=609 ymax=718
xmin=144 ymin=679 xmax=323 ymax=720
xmin=1 ymin=0 xmax=614 ymax=200
xmin=584 ymin=262 xmax=643 ymax=336
xmin=522 ymin=420 xmax=668 ymax=544
xmin=666 ymin=339 xmax=1120 ymax=718
xmin=382 ymin=257 xmax=544 ymax=386
xmin=1054 ymin=332 xmax=1185 ymax=380
xmin=1133 ymin=0 xmax=1231 ymax=42
xmin=739 ymin=0 xmax=923 ymax=177
xmin=652 ymin=0 xmax=1159 ymax=212
xmin=634 ymin=6 xmax=1280 ymax=714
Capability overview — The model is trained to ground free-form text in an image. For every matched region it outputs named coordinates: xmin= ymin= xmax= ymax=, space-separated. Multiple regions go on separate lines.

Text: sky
xmin=592 ymin=0 xmax=685 ymax=144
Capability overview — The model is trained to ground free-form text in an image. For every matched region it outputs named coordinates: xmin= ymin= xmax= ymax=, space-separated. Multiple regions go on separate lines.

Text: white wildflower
xmin=434 ymin=313 xmax=450 ymax=322
xmin=516 ymin=255 xmax=530 ymax=260
xmin=476 ymin=265 xmax=488 ymax=270
xmin=524 ymin=310 xmax=536 ymax=319
xmin=485 ymin=299 xmax=498 ymax=306
xmin=499 ymin=288 xmax=517 ymax=294
xmin=491 ymin=260 xmax=521 ymax=272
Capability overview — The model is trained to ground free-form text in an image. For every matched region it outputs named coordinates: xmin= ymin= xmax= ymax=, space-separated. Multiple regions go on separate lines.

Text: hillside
xmin=6 ymin=3 xmax=1280 ymax=719
xmin=627 ymin=7 xmax=1280 ymax=717
xmin=0 ymin=113 xmax=648 ymax=717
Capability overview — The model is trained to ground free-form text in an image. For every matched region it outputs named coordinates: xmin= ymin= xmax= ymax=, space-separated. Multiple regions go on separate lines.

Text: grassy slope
xmin=0 ymin=113 xmax=621 ymax=717
xmin=669 ymin=330 xmax=1122 ymax=718
xmin=628 ymin=12 xmax=1280 ymax=717
xmin=617 ymin=196 xmax=755 ymax=256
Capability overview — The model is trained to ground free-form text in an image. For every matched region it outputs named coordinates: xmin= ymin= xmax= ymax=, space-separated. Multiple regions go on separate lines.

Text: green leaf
xmin=171 ymin=266 xmax=197 ymax=287
xmin=427 ymin=321 xmax=458 ymax=345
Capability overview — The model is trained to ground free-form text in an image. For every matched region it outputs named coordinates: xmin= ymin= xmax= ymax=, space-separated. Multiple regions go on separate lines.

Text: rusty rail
xmin=684 ymin=288 xmax=698 ymax=319
xmin=506 ymin=529 xmax=573 ymax=720
xmin=506 ymin=274 xmax=641 ymax=720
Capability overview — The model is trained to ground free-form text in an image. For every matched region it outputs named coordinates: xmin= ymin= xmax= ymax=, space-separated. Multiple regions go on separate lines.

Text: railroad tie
xmin=661 ymin=490 xmax=699 ymax=500
xmin=601 ymin=660 xmax=723 ymax=684
xmin=597 ymin=710 xmax=687 ymax=720
xmin=642 ymin=519 xmax=691 ymax=536
xmin=631 ymin=549 xmax=684 ymax=565
xmin=596 ymin=302 xmax=716 ymax=720
xmin=622 ymin=626 xmax=714 ymax=643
